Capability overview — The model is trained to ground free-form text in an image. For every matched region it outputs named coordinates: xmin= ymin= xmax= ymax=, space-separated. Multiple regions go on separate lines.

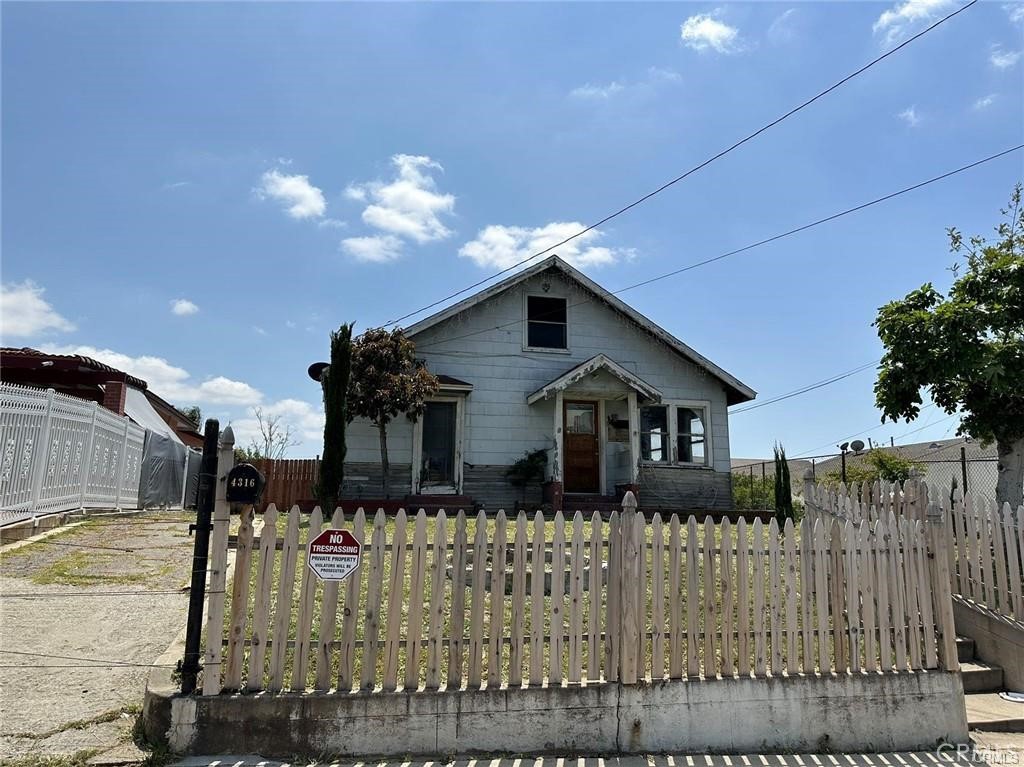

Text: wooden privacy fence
xmin=199 ymin=492 xmax=958 ymax=696
xmin=805 ymin=475 xmax=1024 ymax=626
xmin=254 ymin=458 xmax=319 ymax=511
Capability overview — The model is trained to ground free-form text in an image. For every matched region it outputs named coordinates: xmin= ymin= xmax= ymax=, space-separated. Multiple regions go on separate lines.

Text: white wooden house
xmin=343 ymin=256 xmax=755 ymax=511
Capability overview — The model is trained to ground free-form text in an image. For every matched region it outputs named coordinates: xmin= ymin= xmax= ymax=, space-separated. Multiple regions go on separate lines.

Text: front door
xmin=420 ymin=401 xmax=457 ymax=493
xmin=563 ymin=401 xmax=599 ymax=494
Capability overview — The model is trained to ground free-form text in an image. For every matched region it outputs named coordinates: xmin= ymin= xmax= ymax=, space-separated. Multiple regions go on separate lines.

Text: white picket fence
xmin=0 ymin=382 xmax=145 ymax=524
xmin=805 ymin=475 xmax=1024 ymax=626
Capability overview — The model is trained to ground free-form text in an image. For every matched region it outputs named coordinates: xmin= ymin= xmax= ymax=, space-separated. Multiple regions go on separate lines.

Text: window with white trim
xmin=640 ymin=402 xmax=711 ymax=466
xmin=525 ymin=295 xmax=568 ymax=350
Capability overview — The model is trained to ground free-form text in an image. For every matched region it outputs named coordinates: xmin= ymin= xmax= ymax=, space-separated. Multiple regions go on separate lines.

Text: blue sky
xmin=2 ymin=1 xmax=1022 ymax=459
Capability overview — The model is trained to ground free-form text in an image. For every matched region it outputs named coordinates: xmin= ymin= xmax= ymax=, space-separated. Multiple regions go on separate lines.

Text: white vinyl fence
xmin=0 ymin=383 xmax=145 ymax=524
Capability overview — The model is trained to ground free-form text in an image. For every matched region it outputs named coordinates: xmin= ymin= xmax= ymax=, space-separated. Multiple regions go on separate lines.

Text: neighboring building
xmin=811 ymin=437 xmax=997 ymax=495
xmin=0 ymin=347 xmax=203 ymax=447
xmin=1 ymin=346 xmax=203 ymax=509
xmin=343 ymin=256 xmax=756 ymax=512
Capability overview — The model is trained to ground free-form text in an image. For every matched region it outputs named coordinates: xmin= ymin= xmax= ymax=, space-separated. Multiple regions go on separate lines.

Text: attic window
xmin=526 ymin=296 xmax=568 ymax=350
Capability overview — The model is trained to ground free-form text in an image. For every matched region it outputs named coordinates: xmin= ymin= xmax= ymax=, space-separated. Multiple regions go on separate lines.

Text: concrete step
xmin=957 ymin=635 xmax=976 ymax=663
xmin=961 ymin=661 xmax=1005 ymax=693
xmin=966 ymin=692 xmax=1024 ymax=733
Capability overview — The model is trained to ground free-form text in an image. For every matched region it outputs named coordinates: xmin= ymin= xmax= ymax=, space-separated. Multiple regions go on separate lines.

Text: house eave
xmin=403 ymin=256 xmax=756 ymax=406
xmin=526 ymin=354 xmax=663 ymax=405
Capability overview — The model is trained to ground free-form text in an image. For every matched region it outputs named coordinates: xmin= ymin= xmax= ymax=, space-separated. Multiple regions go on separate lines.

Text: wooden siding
xmin=342 ymin=268 xmax=738 ymax=503
xmin=638 ymin=466 xmax=733 ymax=511
xmin=411 ymin=269 xmax=733 ymax=471
xmin=463 ymin=464 xmax=542 ymax=510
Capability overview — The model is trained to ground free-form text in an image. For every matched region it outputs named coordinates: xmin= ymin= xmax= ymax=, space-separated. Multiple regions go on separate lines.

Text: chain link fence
xmin=731 ymin=449 xmax=1002 ymax=510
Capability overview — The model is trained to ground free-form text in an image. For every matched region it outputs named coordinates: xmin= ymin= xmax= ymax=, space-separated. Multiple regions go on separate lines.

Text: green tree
xmin=179 ymin=405 xmax=201 ymax=428
xmin=820 ymin=449 xmax=922 ymax=488
xmin=874 ymin=184 xmax=1024 ymax=508
xmin=773 ymin=443 xmax=794 ymax=524
xmin=348 ymin=328 xmax=439 ymax=498
xmin=318 ymin=324 xmax=353 ymax=511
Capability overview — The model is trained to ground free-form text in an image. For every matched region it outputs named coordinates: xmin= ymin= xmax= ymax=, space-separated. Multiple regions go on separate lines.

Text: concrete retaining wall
xmin=146 ymin=671 xmax=967 ymax=759
xmin=954 ymin=596 xmax=1024 ymax=691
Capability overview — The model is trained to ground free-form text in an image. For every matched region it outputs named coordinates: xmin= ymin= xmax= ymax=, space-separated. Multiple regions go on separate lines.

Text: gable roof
xmin=526 ymin=354 xmax=663 ymax=405
xmin=404 ymin=256 xmax=756 ymax=405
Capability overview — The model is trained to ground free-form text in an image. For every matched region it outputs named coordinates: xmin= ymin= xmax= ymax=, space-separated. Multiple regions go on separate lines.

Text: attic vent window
xmin=526 ymin=295 xmax=568 ymax=350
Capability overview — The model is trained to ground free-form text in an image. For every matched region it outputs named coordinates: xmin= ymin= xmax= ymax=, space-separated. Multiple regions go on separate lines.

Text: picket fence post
xmin=28 ymin=388 xmax=56 ymax=518
xmin=619 ymin=491 xmax=640 ymax=684
xmin=926 ymin=499 xmax=959 ymax=671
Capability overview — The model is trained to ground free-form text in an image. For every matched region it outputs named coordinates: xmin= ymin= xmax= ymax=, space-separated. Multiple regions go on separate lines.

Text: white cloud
xmin=569 ymin=68 xmax=681 ymax=101
xmin=570 ymin=81 xmax=626 ymax=100
xmin=256 ymin=169 xmax=326 ymax=220
xmin=990 ymin=45 xmax=1021 ymax=69
xmin=253 ymin=326 xmax=268 ymax=336
xmin=767 ymin=9 xmax=798 ymax=44
xmin=647 ymin=66 xmax=682 ymax=83
xmin=1005 ymin=3 xmax=1024 ymax=24
xmin=873 ymin=0 xmax=952 ymax=45
xmin=680 ymin=12 xmax=742 ymax=53
xmin=317 ymin=218 xmax=347 ymax=230
xmin=459 ymin=222 xmax=634 ymax=271
xmin=345 ymin=155 xmax=455 ymax=244
xmin=170 ymin=298 xmax=199 ymax=316
xmin=973 ymin=94 xmax=997 ymax=110
xmin=232 ymin=398 xmax=325 ymax=446
xmin=341 ymin=235 xmax=404 ymax=263
xmin=41 ymin=344 xmax=263 ymax=406
xmin=897 ymin=106 xmax=921 ymax=126
xmin=0 ymin=281 xmax=75 ymax=339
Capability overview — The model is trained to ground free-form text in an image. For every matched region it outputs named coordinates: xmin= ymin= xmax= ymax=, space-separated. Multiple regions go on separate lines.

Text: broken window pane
xmin=640 ymin=406 xmax=668 ymax=462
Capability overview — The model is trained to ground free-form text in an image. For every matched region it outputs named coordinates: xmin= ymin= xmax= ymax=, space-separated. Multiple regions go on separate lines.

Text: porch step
xmin=961 ymin=661 xmax=1005 ymax=693
xmin=404 ymin=495 xmax=475 ymax=512
xmin=957 ymin=635 xmax=976 ymax=663
xmin=965 ymin=693 xmax=1024 ymax=733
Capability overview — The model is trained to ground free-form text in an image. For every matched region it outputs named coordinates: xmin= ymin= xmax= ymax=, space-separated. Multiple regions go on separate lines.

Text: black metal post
xmin=960 ymin=446 xmax=969 ymax=495
xmin=841 ymin=450 xmax=847 ymax=485
xmin=180 ymin=419 xmax=220 ymax=695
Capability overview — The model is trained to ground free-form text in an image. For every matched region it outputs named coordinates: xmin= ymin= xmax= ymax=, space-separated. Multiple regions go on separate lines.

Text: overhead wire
xmin=384 ymin=0 xmax=980 ymax=328
xmin=411 ymin=145 xmax=1024 ymax=354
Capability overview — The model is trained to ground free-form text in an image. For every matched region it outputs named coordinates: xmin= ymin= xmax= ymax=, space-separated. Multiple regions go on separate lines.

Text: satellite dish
xmin=307 ymin=362 xmax=329 ymax=382
xmin=839 ymin=442 xmax=850 ymax=451
xmin=850 ymin=440 xmax=865 ymax=453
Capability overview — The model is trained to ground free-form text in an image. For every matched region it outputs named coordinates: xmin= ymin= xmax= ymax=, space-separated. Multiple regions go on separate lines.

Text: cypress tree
xmin=319 ymin=323 xmax=353 ymax=511
xmin=774 ymin=442 xmax=794 ymax=524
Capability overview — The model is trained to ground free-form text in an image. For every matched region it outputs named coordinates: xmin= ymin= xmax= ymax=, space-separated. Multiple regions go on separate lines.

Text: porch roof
xmin=526 ymin=354 xmax=662 ymax=405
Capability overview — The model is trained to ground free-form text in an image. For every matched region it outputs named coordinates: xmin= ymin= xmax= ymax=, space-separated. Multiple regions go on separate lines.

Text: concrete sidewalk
xmin=173 ymin=751 xmax=1022 ymax=767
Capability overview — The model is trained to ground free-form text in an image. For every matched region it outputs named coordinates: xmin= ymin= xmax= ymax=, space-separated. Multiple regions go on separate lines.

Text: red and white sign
xmin=307 ymin=529 xmax=362 ymax=582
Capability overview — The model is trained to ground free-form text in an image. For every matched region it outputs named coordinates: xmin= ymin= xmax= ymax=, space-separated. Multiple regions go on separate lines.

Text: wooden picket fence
xmin=804 ymin=476 xmax=1024 ymax=626
xmin=253 ymin=458 xmax=319 ymax=511
xmin=198 ymin=490 xmax=958 ymax=696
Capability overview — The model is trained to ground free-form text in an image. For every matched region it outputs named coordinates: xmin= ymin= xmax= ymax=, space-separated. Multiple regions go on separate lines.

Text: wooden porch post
xmin=627 ymin=391 xmax=640 ymax=485
xmin=553 ymin=390 xmax=564 ymax=483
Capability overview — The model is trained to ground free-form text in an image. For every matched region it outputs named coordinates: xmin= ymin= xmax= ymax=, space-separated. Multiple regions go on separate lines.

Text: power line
xmin=1 ymin=589 xmax=211 ymax=598
xmin=791 ymin=405 xmax=954 ymax=458
xmin=413 ymin=144 xmax=1023 ymax=354
xmin=0 ymin=649 xmax=175 ymax=668
xmin=384 ymin=0 xmax=979 ymax=329
xmin=730 ymin=361 xmax=879 ymax=414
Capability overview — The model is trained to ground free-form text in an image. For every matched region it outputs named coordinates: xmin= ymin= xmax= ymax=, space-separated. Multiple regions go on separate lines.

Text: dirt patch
xmin=0 ymin=513 xmax=195 ymax=763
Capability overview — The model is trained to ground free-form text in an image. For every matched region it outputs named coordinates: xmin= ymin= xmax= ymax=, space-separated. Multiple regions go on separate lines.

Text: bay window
xmin=639 ymin=401 xmax=711 ymax=466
